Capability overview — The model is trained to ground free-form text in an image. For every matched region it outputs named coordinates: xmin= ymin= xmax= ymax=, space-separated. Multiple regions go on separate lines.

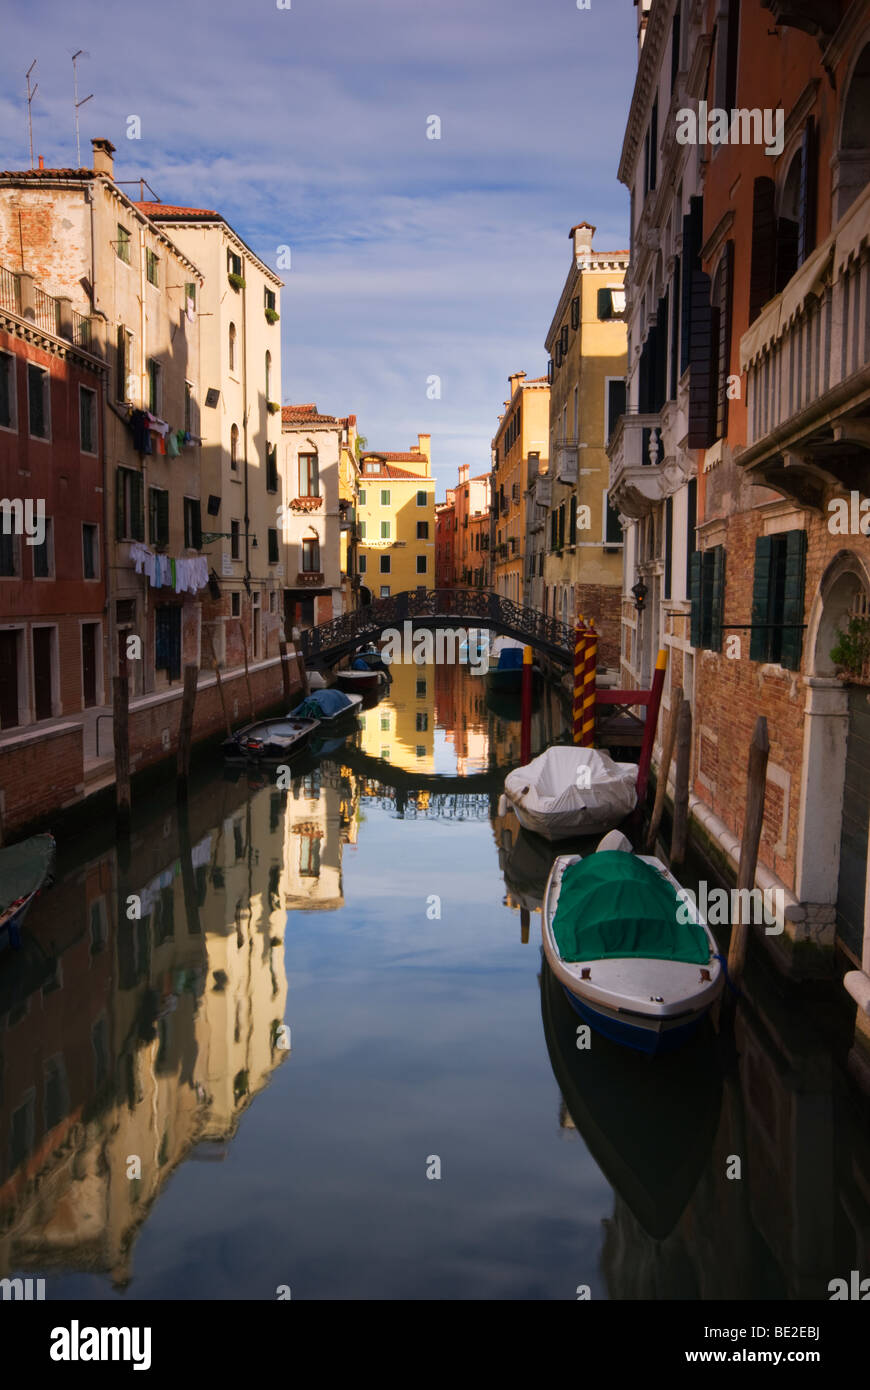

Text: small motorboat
xmin=334 ymin=660 xmax=383 ymax=694
xmin=353 ymin=645 xmax=392 ymax=676
xmin=542 ymin=831 xmax=724 ymax=1055
xmin=289 ymin=687 xmax=364 ymax=723
xmin=503 ymin=745 xmax=637 ymax=841
xmin=0 ymin=833 xmax=56 ymax=950
xmin=222 ymin=715 xmax=320 ymax=762
xmin=307 ymin=668 xmax=329 ymax=691
xmin=486 ymin=637 xmax=536 ymax=693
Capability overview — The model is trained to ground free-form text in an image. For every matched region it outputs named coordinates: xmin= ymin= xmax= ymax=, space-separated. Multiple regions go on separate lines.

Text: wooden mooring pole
xmin=635 ymin=649 xmax=668 ymax=806
xmin=726 ymin=716 xmax=769 ymax=992
xmin=645 ymin=683 xmax=682 ymax=853
xmin=176 ymin=664 xmax=199 ymax=802
xmin=573 ymin=617 xmax=586 ymax=745
xmin=520 ymin=645 xmax=533 ymax=764
xmin=581 ymin=621 xmax=597 ymax=747
xmin=113 ymin=647 xmax=131 ymax=837
xmin=238 ymin=618 xmax=254 ymax=721
xmin=669 ymin=698 xmax=692 ymax=869
xmin=295 ymin=643 xmax=310 ymax=700
xmin=278 ymin=639 xmax=293 ymax=706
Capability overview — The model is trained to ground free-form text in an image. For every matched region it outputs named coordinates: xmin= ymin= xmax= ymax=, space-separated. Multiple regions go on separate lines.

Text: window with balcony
xmin=301 ymin=536 xmax=320 ymax=572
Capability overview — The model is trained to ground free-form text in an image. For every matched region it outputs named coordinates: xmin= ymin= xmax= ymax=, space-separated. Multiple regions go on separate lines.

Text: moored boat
xmin=353 ymin=645 xmax=392 ymax=676
xmin=334 ymin=663 xmax=382 ymax=694
xmin=222 ymin=715 xmax=319 ymax=762
xmin=0 ymin=833 xmax=56 ymax=951
xmin=486 ymin=637 xmax=536 ymax=693
xmin=289 ymin=687 xmax=364 ymax=723
xmin=542 ymin=831 xmax=724 ymax=1055
xmin=503 ymin=745 xmax=637 ymax=840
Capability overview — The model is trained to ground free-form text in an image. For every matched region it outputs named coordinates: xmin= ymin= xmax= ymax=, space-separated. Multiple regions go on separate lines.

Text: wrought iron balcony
xmin=738 ymin=183 xmax=870 ymax=510
xmin=606 ymin=412 xmax=668 ymax=518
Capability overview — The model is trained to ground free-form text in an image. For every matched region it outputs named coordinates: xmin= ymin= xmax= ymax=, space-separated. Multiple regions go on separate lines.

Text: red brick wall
xmin=0 ymin=724 xmax=84 ymax=833
xmin=576 ymin=582 xmax=622 ymax=669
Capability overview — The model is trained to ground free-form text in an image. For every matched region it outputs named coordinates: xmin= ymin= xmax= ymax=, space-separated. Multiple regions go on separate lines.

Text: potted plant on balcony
xmin=266 ymin=400 xmax=280 ymax=414
xmin=830 ymin=616 xmax=870 ymax=684
xmin=228 ymin=271 xmax=246 ymax=291
xmin=264 ymin=307 xmax=280 ymax=324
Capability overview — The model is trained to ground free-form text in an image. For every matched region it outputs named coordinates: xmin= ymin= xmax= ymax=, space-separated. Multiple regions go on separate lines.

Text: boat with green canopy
xmin=542 ymin=831 xmax=723 ymax=1054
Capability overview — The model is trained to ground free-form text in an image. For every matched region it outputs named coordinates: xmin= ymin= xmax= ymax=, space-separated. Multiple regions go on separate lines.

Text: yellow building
xmin=543 ymin=223 xmax=628 ymax=669
xmin=491 ymin=375 xmax=550 ymax=606
xmin=357 ymin=434 xmax=436 ymax=599
xmin=358 ymin=662 xmax=435 ymax=774
xmin=338 ymin=414 xmax=361 ymax=613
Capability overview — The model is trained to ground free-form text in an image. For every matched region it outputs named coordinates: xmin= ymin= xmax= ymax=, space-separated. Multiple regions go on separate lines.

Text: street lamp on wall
xmin=631 ymin=577 xmax=648 ymax=612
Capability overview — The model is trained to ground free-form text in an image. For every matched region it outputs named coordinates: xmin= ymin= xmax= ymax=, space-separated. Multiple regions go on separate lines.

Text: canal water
xmin=1 ymin=662 xmax=867 ymax=1300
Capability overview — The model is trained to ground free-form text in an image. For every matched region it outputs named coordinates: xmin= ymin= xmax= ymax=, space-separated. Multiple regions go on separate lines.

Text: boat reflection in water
xmin=540 ymin=955 xmax=723 ymax=1242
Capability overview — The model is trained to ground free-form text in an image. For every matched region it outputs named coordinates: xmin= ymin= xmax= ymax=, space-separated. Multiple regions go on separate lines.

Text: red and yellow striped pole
xmin=582 ymin=620 xmax=598 ymax=748
xmin=573 ymin=616 xmax=587 ymax=745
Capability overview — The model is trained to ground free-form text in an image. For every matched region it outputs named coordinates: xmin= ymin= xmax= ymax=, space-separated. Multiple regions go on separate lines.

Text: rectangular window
xmin=604 ymin=492 xmax=622 ymax=547
xmin=558 ymin=504 xmax=566 ymax=550
xmin=183 ymin=497 xmax=202 ymax=550
xmin=27 ymin=363 xmax=49 ymax=439
xmin=231 ymin=519 xmax=241 ymax=560
xmin=380 ymin=488 xmax=390 ymax=506
xmin=147 ymin=358 xmax=161 ymax=414
xmin=359 ymin=520 xmax=367 ymax=540
xmin=380 ymin=520 xmax=390 ymax=540
xmin=605 ymin=378 xmax=627 ymax=443
xmin=380 ymin=585 xmax=390 ymax=598
xmin=685 ymin=476 xmax=697 ymax=595
xmin=268 ymin=527 xmax=279 ymax=563
xmin=116 ymin=467 xmax=144 ymax=541
xmin=358 ymin=488 xmax=366 ymax=505
xmin=116 ymin=224 xmax=131 ymax=264
xmin=299 ymin=453 xmax=319 ymax=497
xmin=265 ymin=287 xmax=276 ymax=312
xmin=569 ymin=495 xmax=577 ymax=546
xmin=116 ymin=326 xmax=132 ymax=402
xmin=416 ymin=521 xmax=429 ymax=539
xmin=185 ymin=381 xmax=194 ymax=433
xmin=0 ymin=530 xmax=18 ymax=576
xmin=32 ymin=517 xmax=53 ymax=578
xmin=416 ymin=678 xmax=427 ymax=698
xmin=358 ymin=553 xmax=366 ymax=573
xmin=145 ymin=248 xmax=159 ymax=287
xmin=689 ymin=545 xmax=726 ymax=652
xmin=266 ymin=444 xmax=278 ymax=493
xmin=149 ymin=487 xmax=169 ymax=547
xmin=79 ymin=386 xmax=97 ymax=454
xmin=82 ymin=523 xmax=98 ymax=579
xmin=416 ymin=712 xmax=428 ymax=733
xmin=301 ymin=537 xmax=320 ymax=572
xmin=416 ymin=554 xmax=427 ymax=575
xmin=749 ymin=529 xmax=807 ymax=669
xmin=231 ymin=590 xmax=241 ymax=617
xmin=0 ymin=352 xmax=15 ymax=429
xmin=416 ymin=745 xmax=425 ymax=759
xmin=417 ymin=490 xmax=427 ymax=506
xmin=228 ymin=250 xmax=242 ymax=277
xmin=379 ymin=554 xmax=391 ymax=574
xmin=184 ymin=281 xmax=196 ymax=311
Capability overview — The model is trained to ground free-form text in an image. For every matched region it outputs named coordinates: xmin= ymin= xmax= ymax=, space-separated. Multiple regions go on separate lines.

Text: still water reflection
xmin=0 ymin=664 xmax=866 ymax=1299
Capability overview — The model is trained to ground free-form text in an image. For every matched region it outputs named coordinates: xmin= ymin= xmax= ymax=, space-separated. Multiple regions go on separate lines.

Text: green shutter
xmin=116 ymin=468 xmax=126 ymax=540
xmin=689 ymin=549 xmax=704 ymax=648
xmin=157 ymin=489 xmax=169 ymax=546
xmin=750 ymin=534 xmax=774 ymax=662
xmin=597 ymin=288 xmax=612 ymax=320
xmin=132 ymin=471 xmax=145 ymax=541
xmin=709 ymin=545 xmax=725 ymax=652
xmin=780 ymin=528 xmax=807 ymax=671
xmin=192 ymin=500 xmax=202 ymax=551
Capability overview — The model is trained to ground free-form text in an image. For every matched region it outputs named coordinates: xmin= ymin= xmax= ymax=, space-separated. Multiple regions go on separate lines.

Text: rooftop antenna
xmin=25 ymin=61 xmax=37 ymax=170
xmin=72 ymin=50 xmax=93 ymax=168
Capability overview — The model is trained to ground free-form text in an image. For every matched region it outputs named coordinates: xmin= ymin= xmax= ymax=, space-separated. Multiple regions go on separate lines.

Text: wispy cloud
xmin=2 ymin=0 xmax=637 ymax=488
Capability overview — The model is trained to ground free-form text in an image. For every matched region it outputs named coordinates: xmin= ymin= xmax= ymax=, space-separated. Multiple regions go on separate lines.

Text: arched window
xmin=836 ymin=42 xmax=870 ymax=219
xmin=265 ymin=350 xmax=271 ymax=400
xmin=230 ymin=423 xmax=239 ymax=471
xmin=229 ymin=322 xmax=236 ymax=372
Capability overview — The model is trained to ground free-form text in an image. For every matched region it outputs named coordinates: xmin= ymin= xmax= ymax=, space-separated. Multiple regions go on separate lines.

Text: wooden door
xmin=0 ymin=631 xmax=19 ymax=727
xmin=32 ymin=627 xmax=53 ymax=721
xmin=81 ymin=623 xmax=98 ymax=708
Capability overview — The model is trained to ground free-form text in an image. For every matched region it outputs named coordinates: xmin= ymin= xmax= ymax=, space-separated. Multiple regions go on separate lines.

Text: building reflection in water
xmin=0 ymin=755 xmax=359 ymax=1290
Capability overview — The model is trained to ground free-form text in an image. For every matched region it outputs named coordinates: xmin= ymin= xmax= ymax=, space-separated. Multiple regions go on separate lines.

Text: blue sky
xmin=1 ymin=0 xmax=638 ymax=497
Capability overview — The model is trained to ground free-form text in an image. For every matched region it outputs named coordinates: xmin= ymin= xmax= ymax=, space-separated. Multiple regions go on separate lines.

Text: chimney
xmin=458 ymin=464 xmax=469 ymax=484
xmin=91 ymin=138 xmax=116 ymax=178
xmin=507 ymin=371 xmax=527 ymax=397
xmin=37 ymin=155 xmax=44 ymax=171
xmin=571 ymin=223 xmax=596 ymax=257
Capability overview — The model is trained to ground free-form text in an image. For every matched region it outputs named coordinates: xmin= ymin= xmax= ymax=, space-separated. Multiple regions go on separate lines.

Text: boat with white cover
xmin=502 ymin=745 xmax=637 ymax=841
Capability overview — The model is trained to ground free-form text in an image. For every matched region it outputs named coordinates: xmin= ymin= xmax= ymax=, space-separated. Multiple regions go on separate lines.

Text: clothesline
xmin=129 ymin=409 xmax=196 ymax=457
xmin=129 ymin=542 xmax=209 ymax=594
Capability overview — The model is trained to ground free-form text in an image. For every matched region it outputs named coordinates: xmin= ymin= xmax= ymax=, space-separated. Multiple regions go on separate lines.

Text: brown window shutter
xmin=749 ymin=177 xmax=777 ymax=323
xmin=715 ymin=241 xmax=734 ymax=441
xmin=798 ymin=116 xmax=817 ymax=266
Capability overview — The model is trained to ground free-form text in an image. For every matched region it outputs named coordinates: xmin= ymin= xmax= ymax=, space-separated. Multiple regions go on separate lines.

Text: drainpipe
xmin=241 ymin=265 xmax=251 ymax=598
xmin=87 ymin=182 xmax=112 ymax=699
xmin=138 ymin=218 xmax=151 ymax=694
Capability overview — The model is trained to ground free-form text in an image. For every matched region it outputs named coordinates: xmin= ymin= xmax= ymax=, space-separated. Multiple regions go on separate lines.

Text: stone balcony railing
xmin=552 ymin=442 xmax=579 ymax=485
xmin=296 ymin=571 xmax=324 ymax=586
xmin=290 ymin=495 xmax=323 ymax=513
xmin=606 ymin=412 xmax=668 ymax=518
xmin=739 ymin=181 xmax=870 ymax=510
xmin=0 ymin=263 xmax=103 ymax=356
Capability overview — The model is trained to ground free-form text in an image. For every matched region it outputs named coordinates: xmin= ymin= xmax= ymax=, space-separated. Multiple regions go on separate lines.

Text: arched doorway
xmin=798 ymin=552 xmax=870 ymax=967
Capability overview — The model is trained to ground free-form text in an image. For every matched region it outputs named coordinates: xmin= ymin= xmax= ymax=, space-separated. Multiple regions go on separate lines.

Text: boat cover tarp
xmin=290 ymin=688 xmax=353 ymax=719
xmin=0 ymin=835 xmax=55 ymax=914
xmin=497 ymin=647 xmax=524 ymax=670
xmin=351 ymin=657 xmax=371 ymax=670
xmin=553 ymin=852 xmax=709 ymax=964
xmin=504 ymin=746 xmax=637 ymax=838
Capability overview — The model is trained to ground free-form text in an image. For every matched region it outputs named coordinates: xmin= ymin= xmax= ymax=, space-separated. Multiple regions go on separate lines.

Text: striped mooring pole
xmin=573 ymin=616 xmax=587 ymax=745
xmin=582 ymin=621 xmax=598 ymax=747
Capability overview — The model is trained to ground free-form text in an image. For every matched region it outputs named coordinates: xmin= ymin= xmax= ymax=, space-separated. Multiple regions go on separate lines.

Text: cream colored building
xmin=139 ymin=202 xmax=285 ymax=669
xmin=281 ymin=405 xmax=344 ymax=629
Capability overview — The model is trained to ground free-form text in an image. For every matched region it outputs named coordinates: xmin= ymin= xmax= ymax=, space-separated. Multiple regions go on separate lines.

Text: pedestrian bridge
xmin=298 ymin=588 xmax=575 ymax=667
